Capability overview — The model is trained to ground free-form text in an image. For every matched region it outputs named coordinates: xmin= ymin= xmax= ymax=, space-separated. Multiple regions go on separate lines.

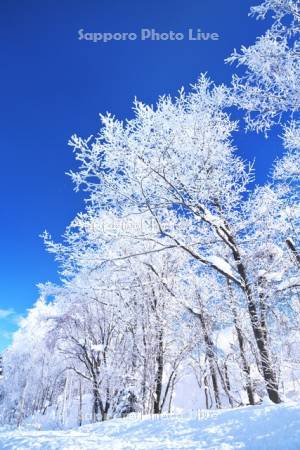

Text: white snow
xmin=1 ymin=402 xmax=300 ymax=449
xmin=206 ymin=256 xmax=234 ymax=277
xmin=91 ymin=344 xmax=104 ymax=352
xmin=215 ymin=326 xmax=235 ymax=355
xmin=278 ymin=276 xmax=300 ymax=291
xmin=257 ymin=270 xmax=284 ymax=282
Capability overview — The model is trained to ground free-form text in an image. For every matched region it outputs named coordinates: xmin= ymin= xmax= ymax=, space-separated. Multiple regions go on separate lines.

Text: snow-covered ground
xmin=0 ymin=401 xmax=300 ymax=450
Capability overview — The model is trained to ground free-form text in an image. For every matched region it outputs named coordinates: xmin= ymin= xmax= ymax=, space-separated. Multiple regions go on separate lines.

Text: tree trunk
xmin=198 ymin=312 xmax=221 ymax=409
xmin=235 ymin=260 xmax=281 ymax=403
xmin=235 ymin=324 xmax=255 ymax=406
xmin=217 ymin=361 xmax=234 ymax=408
xmin=78 ymin=379 xmax=83 ymax=427
xmin=153 ymin=329 xmax=164 ymax=414
xmin=211 ymin=214 xmax=281 ymax=403
xmin=227 ymin=279 xmax=255 ymax=405
xmin=203 ymin=372 xmax=210 ymax=409
xmin=286 ymin=238 xmax=300 ymax=267
xmin=92 ymin=384 xmax=103 ymax=422
xmin=168 ymin=374 xmax=177 ymax=413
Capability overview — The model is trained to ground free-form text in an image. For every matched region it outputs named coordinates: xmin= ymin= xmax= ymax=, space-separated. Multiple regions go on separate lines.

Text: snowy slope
xmin=0 ymin=402 xmax=300 ymax=450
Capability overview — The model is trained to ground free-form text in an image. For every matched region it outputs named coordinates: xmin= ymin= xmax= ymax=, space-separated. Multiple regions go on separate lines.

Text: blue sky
xmin=0 ymin=0 xmax=281 ymax=351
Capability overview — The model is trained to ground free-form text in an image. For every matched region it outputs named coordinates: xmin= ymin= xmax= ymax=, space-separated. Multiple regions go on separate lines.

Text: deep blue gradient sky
xmin=0 ymin=0 xmax=281 ymax=350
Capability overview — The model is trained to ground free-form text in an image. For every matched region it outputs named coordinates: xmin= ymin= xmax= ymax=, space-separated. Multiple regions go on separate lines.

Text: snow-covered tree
xmin=2 ymin=1 xmax=300 ymax=427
